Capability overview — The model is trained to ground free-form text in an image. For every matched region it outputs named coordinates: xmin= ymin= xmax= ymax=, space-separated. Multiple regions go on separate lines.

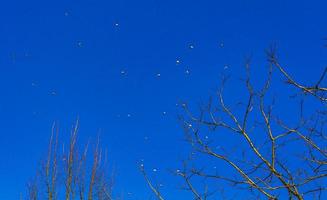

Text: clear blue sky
xmin=0 ymin=0 xmax=326 ymax=199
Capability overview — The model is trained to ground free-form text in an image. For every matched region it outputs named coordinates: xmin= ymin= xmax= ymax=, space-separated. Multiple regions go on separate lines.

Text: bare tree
xmin=142 ymin=48 xmax=326 ymax=200
xmin=25 ymin=121 xmax=114 ymax=200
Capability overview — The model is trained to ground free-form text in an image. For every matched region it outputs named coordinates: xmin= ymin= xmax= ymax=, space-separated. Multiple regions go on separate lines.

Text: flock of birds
xmin=26 ymin=14 xmax=226 ymax=196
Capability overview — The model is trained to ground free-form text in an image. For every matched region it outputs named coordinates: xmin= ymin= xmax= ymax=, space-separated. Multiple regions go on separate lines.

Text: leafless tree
xmin=142 ymin=47 xmax=327 ymax=200
xmin=25 ymin=121 xmax=115 ymax=200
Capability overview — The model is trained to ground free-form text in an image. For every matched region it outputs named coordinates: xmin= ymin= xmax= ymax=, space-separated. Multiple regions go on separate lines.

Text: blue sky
xmin=0 ymin=0 xmax=326 ymax=199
